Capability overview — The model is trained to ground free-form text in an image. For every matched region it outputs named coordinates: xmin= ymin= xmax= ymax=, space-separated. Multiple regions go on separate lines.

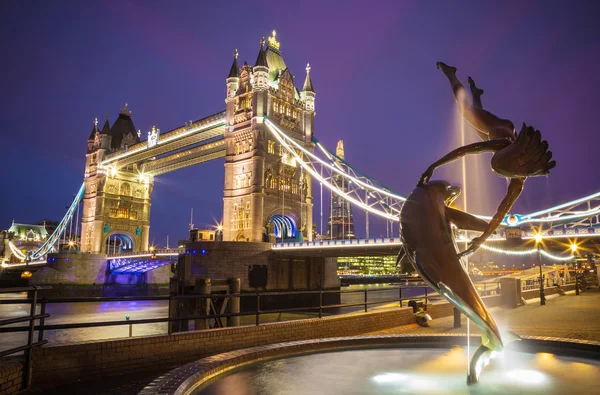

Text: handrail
xmin=0 ymin=285 xmax=51 ymax=391
xmin=0 ymin=283 xmax=501 ymax=335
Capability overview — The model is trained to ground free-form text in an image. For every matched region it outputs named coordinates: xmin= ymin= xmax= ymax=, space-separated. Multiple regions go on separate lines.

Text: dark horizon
xmin=2 ymin=0 xmax=599 ymax=245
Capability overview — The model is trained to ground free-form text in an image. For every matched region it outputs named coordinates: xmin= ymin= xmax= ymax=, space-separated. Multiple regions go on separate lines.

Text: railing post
xmin=255 ymin=292 xmax=260 ymax=325
xmin=37 ymin=298 xmax=47 ymax=343
xmin=23 ymin=286 xmax=39 ymax=390
xmin=399 ymin=287 xmax=402 ymax=307
xmin=424 ymin=287 xmax=428 ymax=307
xmin=364 ymin=289 xmax=368 ymax=313
xmin=319 ymin=291 xmax=323 ymax=319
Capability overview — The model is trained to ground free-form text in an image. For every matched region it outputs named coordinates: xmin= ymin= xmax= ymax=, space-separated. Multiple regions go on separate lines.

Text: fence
xmin=521 ymin=276 xmax=574 ymax=291
xmin=0 ymin=286 xmax=51 ymax=391
xmin=0 ymin=283 xmax=500 ymax=341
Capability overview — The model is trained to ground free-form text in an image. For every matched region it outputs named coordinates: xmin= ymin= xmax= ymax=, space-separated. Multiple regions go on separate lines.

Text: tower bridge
xmin=5 ymin=31 xmax=600 ymax=271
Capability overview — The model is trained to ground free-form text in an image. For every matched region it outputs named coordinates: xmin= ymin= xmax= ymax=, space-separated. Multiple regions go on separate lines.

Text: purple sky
xmin=1 ymin=0 xmax=599 ymax=246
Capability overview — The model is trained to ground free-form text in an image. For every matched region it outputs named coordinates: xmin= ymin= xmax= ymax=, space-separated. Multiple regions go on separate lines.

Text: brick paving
xmin=369 ymin=289 xmax=600 ymax=342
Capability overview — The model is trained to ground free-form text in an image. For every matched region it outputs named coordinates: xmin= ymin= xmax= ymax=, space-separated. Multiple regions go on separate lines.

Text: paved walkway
xmin=369 ymin=288 xmax=600 ymax=342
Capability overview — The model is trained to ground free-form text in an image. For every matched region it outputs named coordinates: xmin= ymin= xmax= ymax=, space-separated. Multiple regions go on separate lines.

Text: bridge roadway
xmin=106 ymin=238 xmax=404 ymax=273
xmin=105 ymin=228 xmax=600 ymax=273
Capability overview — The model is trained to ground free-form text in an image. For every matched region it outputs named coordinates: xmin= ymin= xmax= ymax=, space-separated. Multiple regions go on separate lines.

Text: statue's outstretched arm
xmin=458 ymin=177 xmax=525 ymax=257
xmin=418 ymin=139 xmax=511 ymax=186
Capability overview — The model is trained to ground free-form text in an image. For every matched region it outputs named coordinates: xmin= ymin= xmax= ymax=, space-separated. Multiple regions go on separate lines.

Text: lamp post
xmin=571 ymin=243 xmax=579 ymax=295
xmin=535 ymin=233 xmax=545 ymax=305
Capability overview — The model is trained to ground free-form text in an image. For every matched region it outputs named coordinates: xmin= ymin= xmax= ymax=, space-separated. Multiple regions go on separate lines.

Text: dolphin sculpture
xmin=399 ymin=180 xmax=517 ymax=384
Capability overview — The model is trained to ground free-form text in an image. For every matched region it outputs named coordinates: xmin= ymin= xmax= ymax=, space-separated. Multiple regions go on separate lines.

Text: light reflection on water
xmin=194 ymin=347 xmax=599 ymax=395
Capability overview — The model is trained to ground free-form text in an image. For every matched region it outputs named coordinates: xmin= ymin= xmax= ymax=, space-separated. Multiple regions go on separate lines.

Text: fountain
xmin=139 ymin=65 xmax=599 ymax=395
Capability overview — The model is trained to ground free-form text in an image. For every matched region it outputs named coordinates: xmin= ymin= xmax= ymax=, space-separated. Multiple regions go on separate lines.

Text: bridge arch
xmin=104 ymin=232 xmax=135 ymax=254
xmin=267 ymin=213 xmax=298 ymax=241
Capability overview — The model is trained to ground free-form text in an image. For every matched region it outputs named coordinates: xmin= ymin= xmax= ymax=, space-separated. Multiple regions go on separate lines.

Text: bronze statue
xmin=399 ymin=63 xmax=556 ymax=384
xmin=419 ymin=63 xmax=556 ymax=256
xmin=399 ymin=180 xmax=513 ymax=384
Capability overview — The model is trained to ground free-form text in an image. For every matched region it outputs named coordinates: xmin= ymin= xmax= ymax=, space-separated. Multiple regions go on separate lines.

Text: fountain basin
xmin=139 ymin=335 xmax=600 ymax=395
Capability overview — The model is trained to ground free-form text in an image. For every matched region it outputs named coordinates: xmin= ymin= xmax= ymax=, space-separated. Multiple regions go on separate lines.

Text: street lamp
xmin=535 ymin=233 xmax=545 ymax=305
xmin=571 ymin=243 xmax=579 ymax=295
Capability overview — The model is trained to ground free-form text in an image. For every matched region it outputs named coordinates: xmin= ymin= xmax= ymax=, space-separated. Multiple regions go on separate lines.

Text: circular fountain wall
xmin=140 ymin=335 xmax=600 ymax=395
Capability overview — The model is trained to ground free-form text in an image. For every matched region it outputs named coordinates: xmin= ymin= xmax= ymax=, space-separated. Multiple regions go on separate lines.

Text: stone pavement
xmin=368 ymin=288 xmax=600 ymax=342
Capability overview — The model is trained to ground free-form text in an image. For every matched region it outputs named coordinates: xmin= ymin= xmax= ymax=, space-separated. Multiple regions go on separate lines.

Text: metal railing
xmin=521 ymin=277 xmax=573 ymax=291
xmin=0 ymin=283 xmax=501 ymax=340
xmin=0 ymin=286 xmax=51 ymax=391
xmin=0 ymin=285 xmax=434 ymax=336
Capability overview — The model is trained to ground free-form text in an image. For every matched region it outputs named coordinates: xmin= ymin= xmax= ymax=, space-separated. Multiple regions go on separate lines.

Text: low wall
xmin=0 ymin=360 xmax=23 ymax=395
xmin=29 ymin=294 xmax=501 ymax=390
xmin=522 ymin=284 xmax=576 ymax=300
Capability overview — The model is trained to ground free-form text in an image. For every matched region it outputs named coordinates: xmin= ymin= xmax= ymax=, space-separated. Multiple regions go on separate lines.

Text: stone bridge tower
xmin=81 ymin=106 xmax=152 ymax=254
xmin=222 ymin=31 xmax=316 ymax=242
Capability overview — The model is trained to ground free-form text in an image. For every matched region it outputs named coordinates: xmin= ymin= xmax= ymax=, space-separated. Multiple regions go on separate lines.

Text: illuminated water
xmin=194 ymin=347 xmax=599 ymax=395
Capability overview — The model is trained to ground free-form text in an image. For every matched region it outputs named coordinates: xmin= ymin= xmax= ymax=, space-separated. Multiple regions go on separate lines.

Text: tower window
xmin=268 ymin=140 xmax=275 ymax=154
xmin=235 ymin=142 xmax=240 ymax=155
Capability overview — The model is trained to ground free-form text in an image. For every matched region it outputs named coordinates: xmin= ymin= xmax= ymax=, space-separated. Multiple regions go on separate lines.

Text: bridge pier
xmin=180 ymin=241 xmax=340 ymax=311
xmin=29 ymin=253 xmax=171 ymax=296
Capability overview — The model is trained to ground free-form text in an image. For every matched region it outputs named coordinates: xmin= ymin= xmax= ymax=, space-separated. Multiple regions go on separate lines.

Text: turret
xmin=301 ymin=63 xmax=316 ymax=112
xmin=99 ymin=115 xmax=112 ymax=150
xmin=87 ymin=117 xmax=99 ymax=153
xmin=253 ymin=37 xmax=269 ymax=90
xmin=301 ymin=63 xmax=316 ymax=140
xmin=336 ymin=140 xmax=345 ymax=159
xmin=226 ymin=49 xmax=240 ymax=99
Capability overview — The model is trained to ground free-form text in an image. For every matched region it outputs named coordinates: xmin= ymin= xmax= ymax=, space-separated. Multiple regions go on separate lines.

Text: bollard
xmin=319 ymin=291 xmax=323 ymax=319
xmin=227 ymin=278 xmax=240 ymax=327
xmin=195 ymin=278 xmax=211 ymax=330
xmin=453 ymin=308 xmax=462 ymax=328
xmin=126 ymin=315 xmax=132 ymax=337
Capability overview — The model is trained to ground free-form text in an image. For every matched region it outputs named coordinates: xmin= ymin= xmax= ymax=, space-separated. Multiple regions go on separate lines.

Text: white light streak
xmin=522 ymin=191 xmax=600 ymax=220
xmin=100 ymin=118 xmax=225 ymax=166
xmin=265 ymin=119 xmax=399 ymax=221
xmin=478 ymin=243 xmax=573 ymax=261
xmin=266 ymin=118 xmax=405 ymax=202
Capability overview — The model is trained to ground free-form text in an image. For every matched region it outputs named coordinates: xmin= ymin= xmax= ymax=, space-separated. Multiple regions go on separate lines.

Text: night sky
xmin=2 ymin=0 xmax=599 ymax=246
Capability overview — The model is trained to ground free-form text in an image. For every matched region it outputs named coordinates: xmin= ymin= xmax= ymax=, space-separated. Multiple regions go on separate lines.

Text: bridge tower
xmin=81 ymin=106 xmax=153 ymax=254
xmin=222 ymin=31 xmax=316 ymax=242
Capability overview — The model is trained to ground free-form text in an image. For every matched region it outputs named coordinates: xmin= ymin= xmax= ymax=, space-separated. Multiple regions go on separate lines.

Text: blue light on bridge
xmin=201 ymin=249 xmax=206 ymax=255
xmin=192 ymin=249 xmax=197 ymax=254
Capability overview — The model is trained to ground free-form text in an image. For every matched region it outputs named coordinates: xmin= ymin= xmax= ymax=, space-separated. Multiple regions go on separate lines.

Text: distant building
xmin=189 ymin=229 xmax=216 ymax=242
xmin=36 ymin=220 xmax=58 ymax=236
xmin=326 ymin=140 xmax=356 ymax=240
xmin=337 ymin=255 xmax=398 ymax=275
xmin=179 ymin=229 xmax=218 ymax=248
xmin=2 ymin=221 xmax=49 ymax=263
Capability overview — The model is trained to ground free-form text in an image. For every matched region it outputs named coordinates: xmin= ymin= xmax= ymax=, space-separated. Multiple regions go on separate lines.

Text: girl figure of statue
xmin=420 ymin=63 xmax=556 ymax=256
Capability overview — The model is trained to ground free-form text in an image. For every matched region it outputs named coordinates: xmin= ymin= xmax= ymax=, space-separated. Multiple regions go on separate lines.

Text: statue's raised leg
xmin=437 ymin=62 xmax=516 ymax=141
xmin=468 ymin=76 xmax=484 ymax=109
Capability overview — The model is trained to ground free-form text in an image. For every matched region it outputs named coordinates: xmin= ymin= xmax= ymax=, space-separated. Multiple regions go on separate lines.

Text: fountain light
xmin=372 ymin=373 xmax=407 ymax=384
xmin=504 ymin=369 xmax=548 ymax=385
